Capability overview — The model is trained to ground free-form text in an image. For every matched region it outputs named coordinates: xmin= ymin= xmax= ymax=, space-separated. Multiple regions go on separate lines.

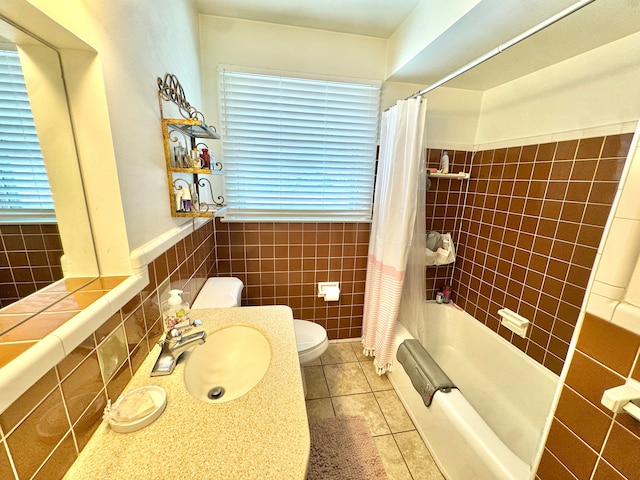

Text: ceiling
xmin=194 ymin=0 xmax=640 ymax=90
xmin=193 ymin=0 xmax=421 ymax=38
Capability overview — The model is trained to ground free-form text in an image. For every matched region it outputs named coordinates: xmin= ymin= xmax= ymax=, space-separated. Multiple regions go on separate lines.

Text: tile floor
xmin=304 ymin=341 xmax=445 ymax=480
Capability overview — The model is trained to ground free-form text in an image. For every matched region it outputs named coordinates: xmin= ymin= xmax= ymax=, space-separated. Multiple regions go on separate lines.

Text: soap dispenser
xmin=162 ymin=289 xmax=190 ymax=332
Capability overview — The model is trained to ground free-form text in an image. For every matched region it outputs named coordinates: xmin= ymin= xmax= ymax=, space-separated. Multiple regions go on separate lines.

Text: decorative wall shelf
xmin=429 ymin=172 xmax=471 ymax=180
xmin=164 ymin=118 xmax=220 ymax=140
xmin=158 ymin=74 xmax=224 ymax=217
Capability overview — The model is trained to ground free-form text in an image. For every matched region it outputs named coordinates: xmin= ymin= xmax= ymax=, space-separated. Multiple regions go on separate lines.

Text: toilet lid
xmin=293 ymin=320 xmax=327 ymax=351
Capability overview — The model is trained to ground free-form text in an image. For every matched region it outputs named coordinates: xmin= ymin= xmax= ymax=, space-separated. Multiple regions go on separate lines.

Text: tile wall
xmin=425 ymin=134 xmax=631 ymax=374
xmin=0 ymin=224 xmax=64 ymax=308
xmin=214 ymin=220 xmax=370 ymax=340
xmin=536 ymin=313 xmax=640 ymax=479
xmin=0 ymin=221 xmax=217 ymax=480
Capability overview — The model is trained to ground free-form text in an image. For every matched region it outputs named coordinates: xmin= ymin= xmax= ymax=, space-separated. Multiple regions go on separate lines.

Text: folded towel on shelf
xmin=425 ymin=231 xmax=456 ymax=266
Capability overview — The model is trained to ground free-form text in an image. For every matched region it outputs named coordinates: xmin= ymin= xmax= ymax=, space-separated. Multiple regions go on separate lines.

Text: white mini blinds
xmin=219 ymin=69 xmax=380 ymax=222
xmin=0 ymin=50 xmax=54 ymax=222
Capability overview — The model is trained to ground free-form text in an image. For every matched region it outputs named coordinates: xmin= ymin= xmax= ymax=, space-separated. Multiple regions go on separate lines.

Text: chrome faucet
xmin=151 ymin=319 xmax=206 ymax=376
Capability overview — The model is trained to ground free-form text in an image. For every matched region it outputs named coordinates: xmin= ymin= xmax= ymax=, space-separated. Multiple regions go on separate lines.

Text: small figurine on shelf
xmin=190 ymin=184 xmax=200 ymax=213
xmin=200 ymin=148 xmax=211 ymax=169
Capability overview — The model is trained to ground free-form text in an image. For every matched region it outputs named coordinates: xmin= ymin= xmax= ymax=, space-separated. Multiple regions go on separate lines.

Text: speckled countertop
xmin=63 ymin=306 xmax=310 ymax=480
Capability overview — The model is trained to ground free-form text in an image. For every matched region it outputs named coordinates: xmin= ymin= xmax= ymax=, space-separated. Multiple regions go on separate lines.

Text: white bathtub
xmin=388 ymin=302 xmax=559 ymax=480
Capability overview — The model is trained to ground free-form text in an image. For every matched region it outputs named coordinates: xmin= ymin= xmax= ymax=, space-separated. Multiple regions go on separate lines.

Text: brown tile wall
xmin=426 ymin=134 xmax=631 ymax=375
xmin=214 ymin=220 xmax=370 ymax=340
xmin=0 ymin=224 xmax=64 ymax=308
xmin=536 ymin=313 xmax=640 ymax=479
xmin=0 ymin=220 xmax=217 ymax=480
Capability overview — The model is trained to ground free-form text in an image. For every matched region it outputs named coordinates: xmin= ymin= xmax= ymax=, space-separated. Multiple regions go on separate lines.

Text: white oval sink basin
xmin=184 ymin=325 xmax=271 ymax=403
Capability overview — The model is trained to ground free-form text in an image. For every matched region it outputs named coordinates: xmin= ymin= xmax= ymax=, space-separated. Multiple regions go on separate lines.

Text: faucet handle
xmin=168 ymin=319 xmax=203 ymax=338
xmin=158 ymin=319 xmax=203 ymax=346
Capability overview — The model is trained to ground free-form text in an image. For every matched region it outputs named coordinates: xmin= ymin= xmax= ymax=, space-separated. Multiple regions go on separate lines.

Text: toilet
xmin=294 ymin=317 xmax=329 ymax=398
xmin=191 ymin=277 xmax=328 ymax=397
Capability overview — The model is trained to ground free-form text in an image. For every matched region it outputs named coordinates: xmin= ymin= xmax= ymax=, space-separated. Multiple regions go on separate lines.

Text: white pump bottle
xmin=162 ymin=289 xmax=190 ymax=332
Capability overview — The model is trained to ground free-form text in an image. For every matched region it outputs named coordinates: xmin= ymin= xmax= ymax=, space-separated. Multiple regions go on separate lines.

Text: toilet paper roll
xmin=323 ymin=286 xmax=340 ymax=301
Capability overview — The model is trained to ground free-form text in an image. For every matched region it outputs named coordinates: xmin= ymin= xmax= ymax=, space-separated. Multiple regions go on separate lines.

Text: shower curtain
xmin=362 ymin=97 xmax=427 ymax=374
xmin=397 ymin=167 xmax=429 ymax=341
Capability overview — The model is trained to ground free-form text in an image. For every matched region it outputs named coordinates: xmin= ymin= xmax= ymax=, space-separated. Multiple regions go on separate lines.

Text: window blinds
xmin=219 ymin=69 xmax=380 ymax=222
xmin=0 ymin=50 xmax=54 ymax=222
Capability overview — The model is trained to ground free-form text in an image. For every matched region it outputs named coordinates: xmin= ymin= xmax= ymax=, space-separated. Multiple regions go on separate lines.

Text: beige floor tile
xmin=374 ymin=390 xmax=415 ymax=433
xmin=361 ymin=360 xmax=393 ymax=391
xmin=320 ymin=343 xmax=358 ymax=364
xmin=349 ymin=341 xmax=371 ymax=362
xmin=331 ymin=392 xmax=391 ymax=436
xmin=373 ymin=434 xmax=413 ymax=480
xmin=302 ymin=356 xmax=322 ymax=366
xmin=304 ymin=365 xmax=329 ymax=399
xmin=394 ymin=431 xmax=444 ymax=480
xmin=323 ymin=362 xmax=371 ymax=396
xmin=305 ymin=398 xmax=334 ymax=422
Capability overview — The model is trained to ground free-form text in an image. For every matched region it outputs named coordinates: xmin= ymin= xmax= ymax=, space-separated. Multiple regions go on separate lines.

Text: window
xmin=219 ymin=67 xmax=380 ymax=222
xmin=0 ymin=49 xmax=54 ymax=223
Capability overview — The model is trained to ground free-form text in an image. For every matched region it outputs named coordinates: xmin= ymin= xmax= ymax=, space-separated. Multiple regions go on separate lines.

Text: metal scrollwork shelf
xmin=158 ymin=73 xmax=225 ymax=218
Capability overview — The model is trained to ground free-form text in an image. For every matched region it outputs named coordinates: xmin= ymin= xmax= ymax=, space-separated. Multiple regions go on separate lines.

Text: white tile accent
xmin=585 ymin=292 xmax=619 ymax=321
xmin=596 ymin=218 xmax=640 ymax=290
xmin=611 ymin=302 xmax=640 ymax=336
xmin=616 ymin=145 xmax=640 ymax=221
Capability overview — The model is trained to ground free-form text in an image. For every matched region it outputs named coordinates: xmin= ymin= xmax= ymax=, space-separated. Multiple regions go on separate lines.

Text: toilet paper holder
xmin=318 ymin=282 xmax=340 ymax=301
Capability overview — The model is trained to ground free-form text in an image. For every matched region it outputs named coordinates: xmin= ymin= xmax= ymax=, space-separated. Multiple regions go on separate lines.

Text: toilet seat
xmin=294 ymin=320 xmax=328 ymax=364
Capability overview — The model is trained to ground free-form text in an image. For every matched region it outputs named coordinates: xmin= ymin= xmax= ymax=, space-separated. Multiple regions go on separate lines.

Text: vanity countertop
xmin=63 ymin=306 xmax=310 ymax=480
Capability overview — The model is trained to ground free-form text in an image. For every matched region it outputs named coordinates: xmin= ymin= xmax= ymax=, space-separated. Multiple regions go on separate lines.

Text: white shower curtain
xmin=362 ymin=97 xmax=427 ymax=374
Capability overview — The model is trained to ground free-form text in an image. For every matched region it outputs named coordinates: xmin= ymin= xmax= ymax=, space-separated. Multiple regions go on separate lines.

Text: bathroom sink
xmin=184 ymin=325 xmax=271 ymax=403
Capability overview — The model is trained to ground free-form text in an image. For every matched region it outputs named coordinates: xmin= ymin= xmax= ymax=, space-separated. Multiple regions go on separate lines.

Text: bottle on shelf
xmin=181 ymin=186 xmax=192 ymax=212
xmin=200 ymin=148 xmax=211 ymax=169
xmin=440 ymin=151 xmax=449 ymax=174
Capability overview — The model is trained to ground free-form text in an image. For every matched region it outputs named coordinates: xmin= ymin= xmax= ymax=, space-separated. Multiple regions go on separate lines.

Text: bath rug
xmin=307 ymin=415 xmax=387 ymax=480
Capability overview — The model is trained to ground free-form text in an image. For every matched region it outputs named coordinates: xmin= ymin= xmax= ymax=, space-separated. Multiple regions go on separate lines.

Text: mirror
xmin=0 ymin=16 xmax=98 ymax=330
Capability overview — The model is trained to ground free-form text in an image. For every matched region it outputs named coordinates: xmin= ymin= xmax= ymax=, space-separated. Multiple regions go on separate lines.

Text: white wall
xmin=28 ymin=0 xmax=206 ymax=255
xmin=424 ymin=87 xmax=482 ymax=150
xmin=475 ymin=31 xmax=640 ymax=147
xmin=386 ymin=0 xmax=480 ymax=79
xmin=382 ymin=82 xmax=482 ymax=151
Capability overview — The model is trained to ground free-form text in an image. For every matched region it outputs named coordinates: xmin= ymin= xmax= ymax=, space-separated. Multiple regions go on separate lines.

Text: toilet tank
xmin=191 ymin=277 xmax=244 ymax=309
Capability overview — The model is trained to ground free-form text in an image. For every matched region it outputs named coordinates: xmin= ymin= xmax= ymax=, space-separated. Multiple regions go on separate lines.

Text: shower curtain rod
xmin=398 ymin=0 xmax=596 ymax=102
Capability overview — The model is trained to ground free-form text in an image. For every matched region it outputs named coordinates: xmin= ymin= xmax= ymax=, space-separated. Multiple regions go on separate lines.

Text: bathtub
xmin=388 ymin=302 xmax=559 ymax=480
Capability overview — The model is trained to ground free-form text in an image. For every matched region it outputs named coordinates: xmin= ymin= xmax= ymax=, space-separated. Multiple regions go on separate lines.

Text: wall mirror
xmin=0 ymin=15 xmax=98 ymax=331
